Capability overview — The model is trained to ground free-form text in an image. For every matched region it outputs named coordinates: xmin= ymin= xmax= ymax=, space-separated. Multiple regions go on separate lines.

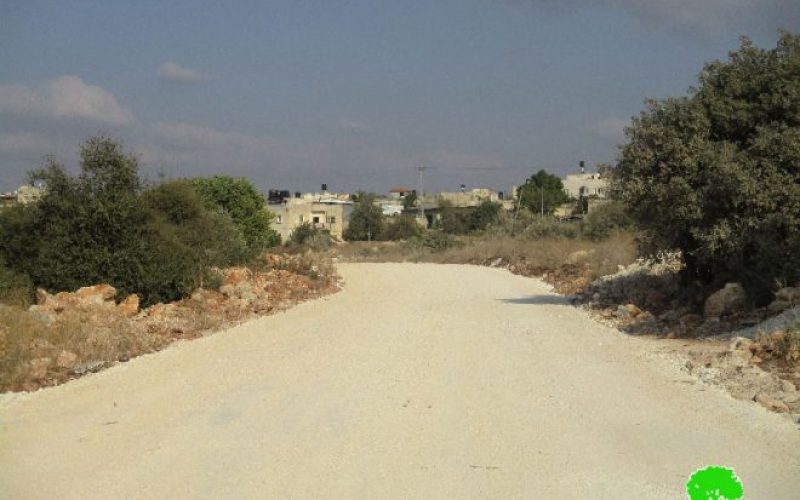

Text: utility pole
xmin=512 ymin=185 xmax=523 ymax=233
xmin=416 ymin=165 xmax=427 ymax=222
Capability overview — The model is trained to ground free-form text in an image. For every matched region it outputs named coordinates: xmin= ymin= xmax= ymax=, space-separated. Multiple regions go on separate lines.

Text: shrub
xmin=437 ymin=201 xmax=471 ymax=235
xmin=615 ymin=33 xmax=800 ymax=302
xmin=410 ymin=230 xmax=459 ymax=251
xmin=289 ymin=222 xmax=335 ymax=250
xmin=0 ymin=257 xmax=33 ymax=306
xmin=142 ymin=180 xmax=249 ymax=267
xmin=581 ymin=201 xmax=633 ymax=240
xmin=191 ymin=176 xmax=280 ymax=256
xmin=382 ymin=215 xmax=422 ymax=241
xmin=520 ymin=217 xmax=580 ymax=239
xmin=468 ymin=200 xmax=502 ymax=232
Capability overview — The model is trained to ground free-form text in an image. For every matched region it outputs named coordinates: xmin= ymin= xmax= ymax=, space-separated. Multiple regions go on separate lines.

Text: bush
xmin=381 ymin=215 xmax=422 ymax=241
xmin=615 ymin=33 xmax=800 ymax=302
xmin=191 ymin=176 xmax=280 ymax=256
xmin=409 ymin=230 xmax=459 ymax=251
xmin=437 ymin=200 xmax=503 ymax=235
xmin=142 ymin=180 xmax=249 ymax=267
xmin=437 ymin=201 xmax=471 ymax=235
xmin=0 ymin=257 xmax=33 ymax=306
xmin=581 ymin=201 xmax=633 ymax=240
xmin=289 ymin=222 xmax=335 ymax=250
xmin=0 ymin=137 xmax=257 ymax=306
xmin=469 ymin=200 xmax=502 ymax=232
xmin=520 ymin=217 xmax=580 ymax=239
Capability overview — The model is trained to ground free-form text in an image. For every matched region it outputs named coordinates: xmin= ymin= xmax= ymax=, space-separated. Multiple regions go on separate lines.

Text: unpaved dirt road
xmin=2 ymin=263 xmax=799 ymax=499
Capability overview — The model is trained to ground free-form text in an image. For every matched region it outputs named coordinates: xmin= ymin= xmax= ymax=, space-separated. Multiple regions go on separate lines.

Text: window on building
xmin=298 ymin=215 xmax=304 ymax=223
xmin=312 ymin=215 xmax=321 ymax=224
xmin=328 ymin=216 xmax=336 ymax=224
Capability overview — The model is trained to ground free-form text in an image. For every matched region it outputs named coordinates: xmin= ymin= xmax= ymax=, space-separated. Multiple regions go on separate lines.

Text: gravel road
xmin=2 ymin=263 xmax=799 ymax=499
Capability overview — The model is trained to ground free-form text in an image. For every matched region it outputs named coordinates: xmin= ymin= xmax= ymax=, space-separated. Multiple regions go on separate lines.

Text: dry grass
xmin=757 ymin=326 xmax=800 ymax=366
xmin=0 ymin=253 xmax=340 ymax=393
xmin=0 ymin=306 xmax=164 ymax=392
xmin=335 ymin=232 xmax=639 ymax=284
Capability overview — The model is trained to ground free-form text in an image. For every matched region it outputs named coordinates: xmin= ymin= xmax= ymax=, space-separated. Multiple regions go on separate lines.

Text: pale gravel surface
xmin=1 ymin=263 xmax=799 ymax=499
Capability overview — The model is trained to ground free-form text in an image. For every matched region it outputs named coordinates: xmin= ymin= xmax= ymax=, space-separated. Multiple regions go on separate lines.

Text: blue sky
xmin=1 ymin=0 xmax=797 ymax=193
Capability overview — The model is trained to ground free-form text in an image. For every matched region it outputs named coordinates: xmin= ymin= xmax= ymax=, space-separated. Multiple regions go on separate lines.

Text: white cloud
xmin=157 ymin=62 xmax=207 ymax=83
xmin=151 ymin=122 xmax=274 ymax=153
xmin=0 ymin=75 xmax=134 ymax=126
xmin=588 ymin=117 xmax=629 ymax=144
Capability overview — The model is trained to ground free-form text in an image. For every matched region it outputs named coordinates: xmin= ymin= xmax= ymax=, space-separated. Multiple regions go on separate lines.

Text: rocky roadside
xmin=0 ymin=253 xmax=340 ymax=393
xmin=475 ymin=252 xmax=800 ymax=422
xmin=571 ymin=257 xmax=800 ymax=422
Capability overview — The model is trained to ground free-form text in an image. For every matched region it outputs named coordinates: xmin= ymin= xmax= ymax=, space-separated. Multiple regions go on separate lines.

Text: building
xmin=420 ymin=187 xmax=503 ymax=208
xmin=268 ymin=195 xmax=353 ymax=242
xmin=0 ymin=184 xmax=44 ymax=210
xmin=388 ymin=186 xmax=413 ymax=200
xmin=562 ymin=167 xmax=610 ymax=199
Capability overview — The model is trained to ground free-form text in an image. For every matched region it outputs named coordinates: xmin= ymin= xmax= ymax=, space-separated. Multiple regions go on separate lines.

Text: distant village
xmin=0 ymin=163 xmax=611 ymax=242
xmin=266 ymin=163 xmax=611 ymax=241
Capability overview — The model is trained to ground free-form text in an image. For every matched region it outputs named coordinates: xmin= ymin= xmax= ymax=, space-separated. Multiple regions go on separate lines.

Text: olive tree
xmin=615 ymin=33 xmax=800 ymax=301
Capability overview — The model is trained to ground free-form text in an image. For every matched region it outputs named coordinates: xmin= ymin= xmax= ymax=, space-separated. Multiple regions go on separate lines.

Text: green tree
xmin=344 ymin=192 xmax=384 ymax=241
xmin=191 ymin=176 xmax=280 ymax=256
xmin=0 ymin=137 xmax=212 ymax=305
xmin=402 ymin=191 xmax=418 ymax=210
xmin=437 ymin=199 xmax=470 ymax=235
xmin=518 ymin=170 xmax=571 ymax=216
xmin=615 ymin=33 xmax=800 ymax=301
xmin=142 ymin=180 xmax=249 ymax=267
xmin=468 ymin=200 xmax=502 ymax=232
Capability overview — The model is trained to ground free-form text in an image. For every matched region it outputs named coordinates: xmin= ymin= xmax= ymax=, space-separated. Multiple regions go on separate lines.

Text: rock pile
xmin=30 ymin=284 xmax=139 ymax=326
xmin=580 ymin=252 xmax=682 ymax=314
xmin=685 ymin=336 xmax=800 ymax=418
xmin=704 ymin=283 xmax=747 ymax=319
xmin=6 ymin=253 xmax=339 ymax=392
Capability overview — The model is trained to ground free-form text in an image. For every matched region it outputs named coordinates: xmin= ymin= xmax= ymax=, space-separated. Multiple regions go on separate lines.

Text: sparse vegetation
xmin=0 ymin=257 xmax=34 ymax=307
xmin=337 ymin=229 xmax=638 ymax=288
xmin=757 ymin=325 xmax=800 ymax=366
xmin=437 ymin=199 xmax=503 ymax=235
xmin=0 ymin=252 xmax=338 ymax=392
xmin=381 ymin=215 xmax=423 ymax=241
xmin=581 ymin=201 xmax=634 ymax=241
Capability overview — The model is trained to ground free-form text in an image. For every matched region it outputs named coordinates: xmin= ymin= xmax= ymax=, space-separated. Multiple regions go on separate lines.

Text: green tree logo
xmin=686 ymin=466 xmax=744 ymax=500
